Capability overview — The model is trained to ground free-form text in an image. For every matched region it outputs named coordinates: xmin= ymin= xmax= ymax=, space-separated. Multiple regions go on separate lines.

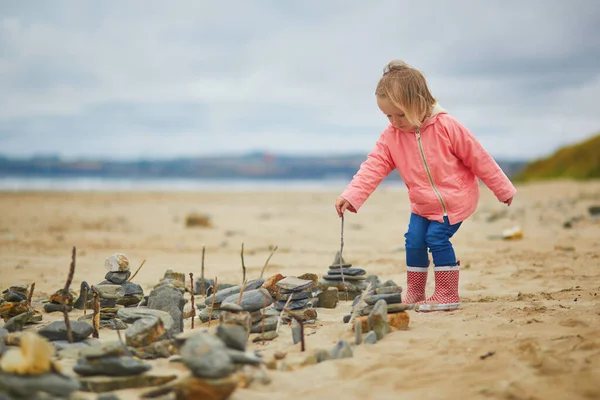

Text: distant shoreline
xmin=0 ymin=175 xmax=408 ymax=193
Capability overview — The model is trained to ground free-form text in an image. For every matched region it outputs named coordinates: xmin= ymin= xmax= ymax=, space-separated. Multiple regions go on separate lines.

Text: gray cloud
xmin=0 ymin=0 xmax=599 ymax=160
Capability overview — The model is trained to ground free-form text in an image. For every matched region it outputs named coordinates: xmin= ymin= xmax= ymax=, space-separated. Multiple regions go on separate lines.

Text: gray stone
xmin=364 ymin=293 xmax=402 ymax=305
xmin=329 ymin=340 xmax=353 ymax=359
xmin=322 ymin=274 xmax=365 ymax=281
xmin=291 ymin=318 xmax=302 ymax=345
xmin=73 ymin=281 xmax=92 ymax=310
xmin=226 ymin=349 xmax=262 ymax=365
xmin=74 ymin=356 xmax=152 ymax=377
xmin=275 ymin=290 xmax=310 ymax=301
xmin=221 ymin=288 xmax=273 ymax=313
xmin=93 ymin=285 xmax=125 ymax=300
xmin=375 ymin=285 xmax=403 ymax=295
xmin=354 ymin=320 xmax=362 ymax=345
xmin=120 ymin=282 xmax=144 ymax=296
xmin=250 ymin=316 xmax=279 ymax=334
xmin=125 ymin=316 xmax=166 ymax=348
xmin=216 ymin=324 xmax=247 ymax=351
xmin=38 ymin=320 xmax=94 ymax=342
xmin=273 ymin=298 xmax=309 ymax=311
xmin=198 ymin=307 xmax=222 ymax=323
xmin=117 ymin=307 xmax=174 ymax=335
xmin=317 ymin=287 xmax=338 ymax=309
xmin=3 ymin=311 xmax=34 ymax=333
xmin=0 ymin=328 xmax=8 ymax=356
xmin=105 ymin=271 xmax=131 ymax=284
xmin=365 ymin=275 xmax=380 ymax=289
xmin=204 ymin=278 xmax=265 ymax=306
xmin=44 ymin=303 xmax=71 ymax=313
xmin=363 ymin=331 xmax=378 ymax=344
xmin=275 ymin=277 xmax=313 ymax=292
xmin=0 ymin=372 xmax=80 ymax=398
xmin=147 ymin=284 xmax=185 ymax=335
xmin=219 ymin=303 xmax=244 ymax=312
xmin=54 ymin=338 xmax=103 ymax=353
xmin=326 ymin=267 xmax=367 ymax=276
xmin=368 ymin=299 xmax=389 ymax=340
xmin=180 ymin=332 xmax=234 ymax=379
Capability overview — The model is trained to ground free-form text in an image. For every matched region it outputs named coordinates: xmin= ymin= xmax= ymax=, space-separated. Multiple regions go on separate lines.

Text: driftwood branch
xmin=275 ymin=295 xmax=293 ymax=334
xmin=240 ymin=243 xmax=246 ymax=283
xmin=189 ymin=272 xmax=195 ymax=329
xmin=92 ymin=288 xmax=100 ymax=339
xmin=26 ymin=282 xmax=35 ymax=308
xmin=82 ymin=285 xmax=88 ymax=320
xmin=237 ymin=280 xmax=248 ymax=305
xmin=260 ymin=245 xmax=278 ymax=278
xmin=62 ymin=246 xmax=76 ymax=343
xmin=128 ymin=259 xmax=146 ymax=282
xmin=339 ymin=215 xmax=348 ymax=301
xmin=200 ymin=245 xmax=206 ymax=297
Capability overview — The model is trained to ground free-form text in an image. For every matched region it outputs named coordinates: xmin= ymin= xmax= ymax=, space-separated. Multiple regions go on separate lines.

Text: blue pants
xmin=404 ymin=213 xmax=462 ymax=268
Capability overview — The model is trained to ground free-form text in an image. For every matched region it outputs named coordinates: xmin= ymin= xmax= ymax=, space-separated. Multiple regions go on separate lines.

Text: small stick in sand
xmin=259 ymin=245 xmax=278 ymax=278
xmin=286 ymin=311 xmax=305 ymax=352
xmin=237 ymin=280 xmax=247 ymax=306
xmin=240 ymin=243 xmax=246 ymax=283
xmin=275 ymin=295 xmax=294 ymax=334
xmin=208 ymin=277 xmax=218 ymax=328
xmin=115 ymin=328 xmax=133 ymax=356
xmin=261 ymin=295 xmax=267 ymax=345
xmin=26 ymin=282 xmax=35 ymax=308
xmin=128 ymin=259 xmax=146 ymax=282
xmin=200 ymin=245 xmax=206 ymax=297
xmin=338 ymin=214 xmax=349 ymax=301
xmin=82 ymin=285 xmax=88 ymax=320
xmin=62 ymin=246 xmax=76 ymax=343
xmin=92 ymin=288 xmax=100 ymax=339
xmin=189 ymin=272 xmax=195 ymax=329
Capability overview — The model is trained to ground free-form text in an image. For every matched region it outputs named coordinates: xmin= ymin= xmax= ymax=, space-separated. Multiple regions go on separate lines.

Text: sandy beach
xmin=1 ymin=180 xmax=599 ymax=400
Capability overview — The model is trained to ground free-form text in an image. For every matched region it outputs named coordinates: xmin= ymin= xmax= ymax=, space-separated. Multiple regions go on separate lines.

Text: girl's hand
xmin=504 ymin=197 xmax=513 ymax=206
xmin=335 ymin=197 xmax=351 ymax=217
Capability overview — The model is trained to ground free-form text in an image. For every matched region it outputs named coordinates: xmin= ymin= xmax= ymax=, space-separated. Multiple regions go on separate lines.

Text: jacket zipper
xmin=415 ymin=128 xmax=448 ymax=216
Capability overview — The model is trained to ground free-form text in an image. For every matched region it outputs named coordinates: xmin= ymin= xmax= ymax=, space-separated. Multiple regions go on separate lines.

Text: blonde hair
xmin=375 ymin=60 xmax=436 ymax=127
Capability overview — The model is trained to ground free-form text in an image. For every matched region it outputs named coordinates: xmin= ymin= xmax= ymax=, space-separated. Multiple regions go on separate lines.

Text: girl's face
xmin=377 ymin=96 xmax=410 ymax=131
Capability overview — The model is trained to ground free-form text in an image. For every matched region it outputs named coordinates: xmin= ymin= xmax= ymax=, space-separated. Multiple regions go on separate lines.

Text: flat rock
xmin=38 ymin=320 xmax=94 ymax=342
xmin=221 ymin=288 xmax=273 ymax=313
xmin=273 ymin=298 xmax=309 ymax=311
xmin=250 ymin=316 xmax=279 ymax=334
xmin=326 ymin=267 xmax=366 ymax=276
xmin=329 ymin=340 xmax=353 ymax=359
xmin=275 ymin=291 xmax=310 ymax=301
xmin=368 ymin=299 xmax=389 ymax=340
xmin=318 ymin=279 xmax=368 ymax=292
xmin=275 ymin=277 xmax=314 ymax=292
xmin=322 ymin=274 xmax=365 ymax=281
xmin=78 ymin=374 xmax=177 ymax=393
xmin=105 ymin=271 xmax=131 ymax=284
xmin=180 ymin=332 xmax=234 ymax=379
xmin=364 ymin=293 xmax=402 ymax=305
xmin=226 ymin=349 xmax=262 ymax=365
xmin=79 ymin=341 xmax=127 ymax=359
xmin=125 ymin=316 xmax=166 ymax=348
xmin=0 ymin=372 xmax=81 ymax=398
xmin=361 ymin=303 xmax=412 ymax=315
xmin=375 ymin=285 xmax=402 ymax=295
xmin=205 ymin=278 xmax=265 ymax=306
xmin=73 ymin=356 xmax=152 ymax=377
xmin=117 ymin=307 xmax=174 ymax=334
xmin=93 ymin=284 xmax=125 ymax=300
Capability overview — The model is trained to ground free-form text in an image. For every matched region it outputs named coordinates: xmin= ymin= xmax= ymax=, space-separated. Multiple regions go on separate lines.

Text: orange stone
xmin=389 ymin=311 xmax=410 ymax=330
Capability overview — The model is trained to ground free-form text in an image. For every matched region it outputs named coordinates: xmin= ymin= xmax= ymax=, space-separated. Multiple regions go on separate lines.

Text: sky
xmin=1 ymin=0 xmax=599 ymax=161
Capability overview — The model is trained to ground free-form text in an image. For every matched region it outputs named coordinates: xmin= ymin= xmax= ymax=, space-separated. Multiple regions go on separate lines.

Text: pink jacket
xmin=341 ymin=104 xmax=517 ymax=225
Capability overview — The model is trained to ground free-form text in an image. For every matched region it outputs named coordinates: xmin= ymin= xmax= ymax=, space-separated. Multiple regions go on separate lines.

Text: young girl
xmin=335 ymin=60 xmax=516 ymax=312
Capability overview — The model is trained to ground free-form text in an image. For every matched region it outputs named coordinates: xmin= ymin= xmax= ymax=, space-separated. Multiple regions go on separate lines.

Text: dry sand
xmin=1 ymin=180 xmax=599 ymax=400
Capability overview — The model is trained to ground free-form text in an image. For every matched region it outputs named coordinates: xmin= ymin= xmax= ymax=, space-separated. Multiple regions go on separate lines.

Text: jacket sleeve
xmin=340 ymin=131 xmax=395 ymax=213
xmin=445 ymin=118 xmax=516 ymax=202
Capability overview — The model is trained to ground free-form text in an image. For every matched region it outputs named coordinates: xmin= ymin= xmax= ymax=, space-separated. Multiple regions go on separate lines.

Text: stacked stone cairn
xmin=318 ymin=252 xmax=368 ymax=301
xmin=200 ymin=278 xmax=276 ymax=335
xmin=1 ymin=284 xmax=42 ymax=329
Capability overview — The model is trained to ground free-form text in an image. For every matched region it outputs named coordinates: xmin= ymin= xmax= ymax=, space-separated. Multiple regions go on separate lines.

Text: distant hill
xmin=514 ymin=133 xmax=600 ymax=182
